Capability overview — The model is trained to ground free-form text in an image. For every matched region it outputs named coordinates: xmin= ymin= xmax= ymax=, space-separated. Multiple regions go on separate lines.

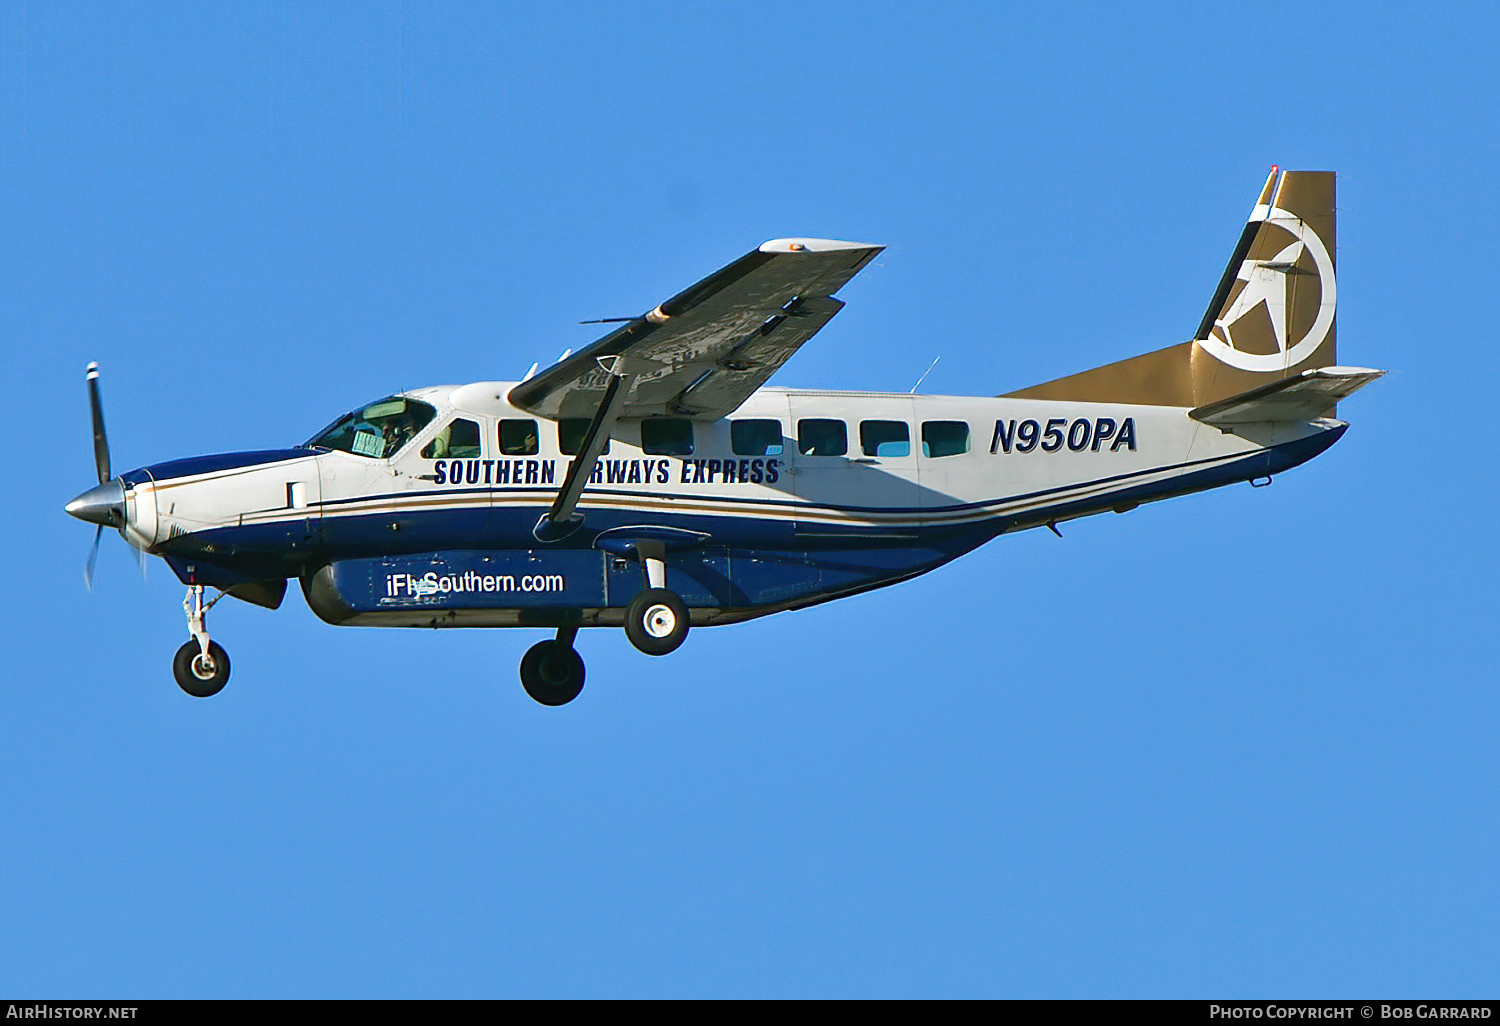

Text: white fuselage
xmin=125 ymin=382 xmax=1336 ymax=552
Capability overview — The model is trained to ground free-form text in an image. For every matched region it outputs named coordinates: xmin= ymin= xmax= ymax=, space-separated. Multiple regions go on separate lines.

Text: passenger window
xmin=860 ymin=420 xmax=910 ymax=458
xmin=422 ymin=418 xmax=482 ymax=459
xmin=732 ymin=419 xmax=784 ymax=456
xmin=558 ymin=418 xmax=610 ymax=456
xmin=499 ymin=419 xmax=539 ymax=456
xmin=641 ymin=418 xmax=695 ymax=456
xmin=797 ymin=419 xmax=847 ymax=457
xmin=922 ymin=421 xmax=970 ymax=458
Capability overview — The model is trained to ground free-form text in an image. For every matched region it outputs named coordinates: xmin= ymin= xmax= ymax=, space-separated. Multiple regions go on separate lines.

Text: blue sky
xmin=3 ymin=2 xmax=1496 ymax=998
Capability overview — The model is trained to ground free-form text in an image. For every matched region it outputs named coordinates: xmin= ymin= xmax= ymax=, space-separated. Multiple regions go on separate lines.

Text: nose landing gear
xmin=173 ymin=585 xmax=231 ymax=697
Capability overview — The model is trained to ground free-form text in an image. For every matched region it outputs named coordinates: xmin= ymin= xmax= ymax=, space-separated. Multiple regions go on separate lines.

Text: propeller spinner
xmin=65 ymin=363 xmax=140 ymax=588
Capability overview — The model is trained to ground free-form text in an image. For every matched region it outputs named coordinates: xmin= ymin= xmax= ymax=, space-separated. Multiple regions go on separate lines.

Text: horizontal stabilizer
xmin=1189 ymin=366 xmax=1384 ymax=425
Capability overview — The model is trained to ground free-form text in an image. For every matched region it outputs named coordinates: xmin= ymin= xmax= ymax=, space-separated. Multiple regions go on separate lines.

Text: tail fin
xmin=1005 ymin=168 xmax=1339 ymax=409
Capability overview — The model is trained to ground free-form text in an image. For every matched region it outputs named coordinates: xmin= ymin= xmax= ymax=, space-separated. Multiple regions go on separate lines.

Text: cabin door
xmin=786 ymin=394 xmax=921 ymax=532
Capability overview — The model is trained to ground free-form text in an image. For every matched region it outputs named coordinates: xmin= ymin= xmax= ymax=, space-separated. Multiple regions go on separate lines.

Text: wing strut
xmin=532 ymin=355 xmax=636 ymax=542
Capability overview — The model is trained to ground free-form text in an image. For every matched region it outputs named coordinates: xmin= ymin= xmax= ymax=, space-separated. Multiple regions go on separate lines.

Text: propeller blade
xmin=85 ymin=524 xmax=103 ymax=591
xmin=87 ymin=362 xmax=111 ymax=485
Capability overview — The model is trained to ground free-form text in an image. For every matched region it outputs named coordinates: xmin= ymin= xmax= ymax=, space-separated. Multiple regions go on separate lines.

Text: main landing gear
xmin=623 ymin=546 xmax=690 ymax=657
xmin=520 ymin=626 xmax=586 ymax=706
xmin=517 ymin=550 xmax=692 ymax=706
xmin=173 ymin=584 xmax=231 ymax=698
xmin=624 ymin=588 xmax=689 ymax=656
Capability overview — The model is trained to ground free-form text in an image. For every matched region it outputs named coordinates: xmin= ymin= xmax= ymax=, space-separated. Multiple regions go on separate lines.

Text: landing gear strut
xmin=625 ymin=588 xmax=689 ymax=655
xmin=173 ymin=585 xmax=231 ymax=698
xmin=519 ymin=625 xmax=586 ymax=706
xmin=623 ymin=548 xmax=690 ymax=656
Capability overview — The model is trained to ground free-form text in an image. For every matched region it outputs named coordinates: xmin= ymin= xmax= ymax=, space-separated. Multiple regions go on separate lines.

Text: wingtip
xmin=758 ymin=237 xmax=883 ymax=254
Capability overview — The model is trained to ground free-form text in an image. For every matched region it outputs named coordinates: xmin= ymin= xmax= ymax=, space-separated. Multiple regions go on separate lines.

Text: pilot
xmin=382 ymin=417 xmax=417 ymax=454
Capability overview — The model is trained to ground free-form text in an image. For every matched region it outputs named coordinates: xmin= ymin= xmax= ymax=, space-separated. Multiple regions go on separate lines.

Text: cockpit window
xmin=307 ymin=396 xmax=437 ymax=459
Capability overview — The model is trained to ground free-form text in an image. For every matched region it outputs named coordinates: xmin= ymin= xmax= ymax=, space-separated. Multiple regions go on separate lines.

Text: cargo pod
xmin=301 ymin=550 xmax=607 ymax=628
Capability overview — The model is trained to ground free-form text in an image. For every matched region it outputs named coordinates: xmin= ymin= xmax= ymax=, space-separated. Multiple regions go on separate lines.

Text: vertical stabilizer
xmin=1006 ymin=169 xmax=1338 ymax=409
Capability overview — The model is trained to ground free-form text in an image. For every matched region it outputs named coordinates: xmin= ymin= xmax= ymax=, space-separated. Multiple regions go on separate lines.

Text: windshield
xmin=306 ymin=396 xmax=437 ymax=459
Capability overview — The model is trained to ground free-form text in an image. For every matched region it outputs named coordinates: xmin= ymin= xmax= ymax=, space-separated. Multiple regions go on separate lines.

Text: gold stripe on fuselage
xmin=226 ymin=450 xmax=1245 ymax=535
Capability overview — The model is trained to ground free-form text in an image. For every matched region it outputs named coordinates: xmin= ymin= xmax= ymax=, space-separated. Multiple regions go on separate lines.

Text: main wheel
xmin=624 ymin=588 xmax=690 ymax=656
xmin=519 ymin=640 xmax=586 ymax=706
xmin=173 ymin=640 xmax=231 ymax=698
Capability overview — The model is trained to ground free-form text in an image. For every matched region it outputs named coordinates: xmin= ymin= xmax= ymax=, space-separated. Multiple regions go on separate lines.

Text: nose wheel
xmin=173 ymin=639 xmax=231 ymax=697
xmin=174 ymin=585 xmax=231 ymax=698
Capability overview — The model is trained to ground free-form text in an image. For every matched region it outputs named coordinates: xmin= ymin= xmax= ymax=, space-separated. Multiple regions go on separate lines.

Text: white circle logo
xmin=1197 ymin=208 xmax=1336 ymax=373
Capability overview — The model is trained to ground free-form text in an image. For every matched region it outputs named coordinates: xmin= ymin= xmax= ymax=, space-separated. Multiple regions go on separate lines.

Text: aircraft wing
xmin=508 ymin=237 xmax=884 ymax=422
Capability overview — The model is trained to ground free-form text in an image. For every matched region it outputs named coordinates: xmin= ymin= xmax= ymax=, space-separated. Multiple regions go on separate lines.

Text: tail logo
xmin=1198 ymin=209 xmax=1336 ymax=373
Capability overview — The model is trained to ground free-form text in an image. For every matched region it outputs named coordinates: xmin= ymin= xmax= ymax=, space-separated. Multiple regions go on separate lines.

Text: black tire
xmin=519 ymin=640 xmax=586 ymax=706
xmin=173 ymin=640 xmax=231 ymax=698
xmin=624 ymin=588 xmax=690 ymax=656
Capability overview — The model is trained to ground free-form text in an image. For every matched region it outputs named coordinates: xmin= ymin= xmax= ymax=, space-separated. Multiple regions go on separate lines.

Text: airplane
xmin=65 ymin=168 xmax=1382 ymax=706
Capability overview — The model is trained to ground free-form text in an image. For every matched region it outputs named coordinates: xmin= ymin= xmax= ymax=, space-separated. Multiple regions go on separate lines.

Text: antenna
xmin=910 ymin=356 xmax=941 ymax=394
